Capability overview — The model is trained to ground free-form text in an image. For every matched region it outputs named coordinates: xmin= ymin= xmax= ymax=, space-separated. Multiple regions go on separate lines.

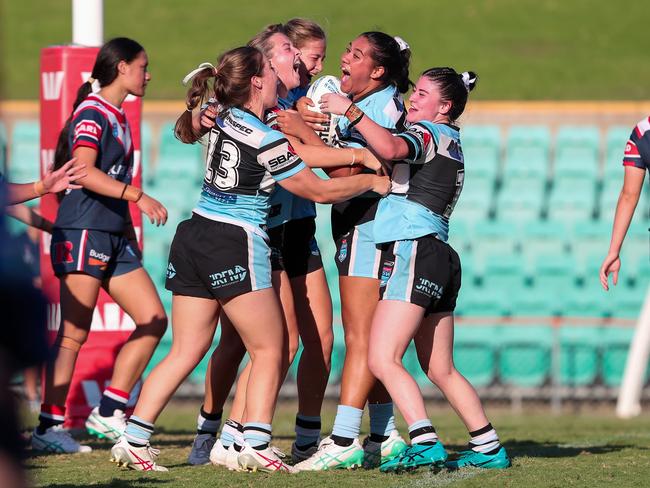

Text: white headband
xmin=393 ymin=36 xmax=410 ymax=52
xmin=182 ymin=62 xmax=216 ymax=86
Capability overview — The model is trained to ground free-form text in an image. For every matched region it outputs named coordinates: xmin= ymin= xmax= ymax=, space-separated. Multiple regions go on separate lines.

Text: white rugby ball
xmin=306 ymin=75 xmax=345 ymax=146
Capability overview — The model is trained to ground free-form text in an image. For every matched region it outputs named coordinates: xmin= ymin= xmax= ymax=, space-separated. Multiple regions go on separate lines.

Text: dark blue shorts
xmin=50 ymin=228 xmax=142 ymax=280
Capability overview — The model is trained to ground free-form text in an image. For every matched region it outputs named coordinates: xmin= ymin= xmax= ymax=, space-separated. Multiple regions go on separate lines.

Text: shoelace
xmin=271 ymin=446 xmax=286 ymax=458
xmin=147 ymin=445 xmax=161 ymax=459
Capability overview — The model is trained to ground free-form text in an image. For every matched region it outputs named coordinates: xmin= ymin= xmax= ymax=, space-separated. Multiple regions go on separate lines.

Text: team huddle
xmin=30 ymin=18 xmax=512 ymax=473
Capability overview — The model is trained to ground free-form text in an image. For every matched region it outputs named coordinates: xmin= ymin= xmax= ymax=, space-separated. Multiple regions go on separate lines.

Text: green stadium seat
xmin=402 ymin=342 xmax=431 ymax=387
xmin=495 ymin=179 xmax=545 ymax=222
xmin=455 ymin=288 xmax=509 ymax=317
xmin=453 ymin=325 xmax=497 ymax=387
xmin=504 ymin=125 xmax=551 ymax=180
xmin=601 ymin=327 xmax=639 ymax=387
xmin=521 ymin=220 xmax=569 ymax=270
xmin=481 ymin=253 xmax=526 ymax=291
xmin=498 ymin=324 xmax=553 ymax=387
xmin=559 ymin=326 xmax=602 ymax=386
xmin=604 ymin=126 xmax=632 ymax=179
xmin=0 ymin=121 xmax=7 ymax=173
xmin=329 ymin=326 xmax=346 ymax=384
xmin=554 ymin=126 xmax=600 ymax=181
xmin=447 ymin=219 xmax=471 ymax=254
xmin=559 ymin=291 xmax=609 ymax=318
xmin=462 ymin=125 xmax=502 ymax=182
xmin=453 ymin=177 xmax=493 ymax=223
xmin=155 ymin=122 xmax=204 ymax=182
xmin=471 ymin=220 xmax=519 ymax=263
xmin=547 ymin=179 xmax=597 ymax=222
xmin=140 ymin=121 xmax=153 ymax=184
xmin=511 ymin=290 xmax=560 ymax=317
xmin=531 ymin=253 xmax=576 ymax=291
xmin=600 ymin=177 xmax=650 ymax=222
xmin=9 ymin=121 xmax=40 ymax=183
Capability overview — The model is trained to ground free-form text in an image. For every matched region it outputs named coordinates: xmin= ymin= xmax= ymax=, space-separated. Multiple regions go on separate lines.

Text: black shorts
xmin=282 ymin=217 xmax=323 ymax=278
xmin=378 ymin=235 xmax=461 ymax=315
xmin=165 ymin=214 xmax=272 ymax=300
xmin=50 ymin=228 xmax=141 ymax=280
xmin=331 ymin=197 xmax=381 ymax=278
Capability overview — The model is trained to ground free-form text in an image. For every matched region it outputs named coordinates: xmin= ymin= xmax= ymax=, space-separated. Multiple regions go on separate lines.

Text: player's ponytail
xmin=53 ymin=37 xmax=145 ymax=173
xmin=361 ymin=31 xmax=412 ymax=94
xmin=175 ymin=46 xmax=265 ymax=143
xmin=422 ymin=67 xmax=479 ymax=122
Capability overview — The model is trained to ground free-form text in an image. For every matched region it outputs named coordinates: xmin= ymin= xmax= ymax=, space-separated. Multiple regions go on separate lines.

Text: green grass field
xmin=25 ymin=400 xmax=650 ymax=487
xmin=2 ymin=0 xmax=650 ymax=100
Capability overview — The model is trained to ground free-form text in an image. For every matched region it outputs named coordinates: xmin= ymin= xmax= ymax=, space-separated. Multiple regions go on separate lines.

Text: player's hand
xmin=41 ymin=158 xmax=86 ymax=194
xmin=276 ymin=109 xmax=313 ymax=139
xmin=371 ymin=175 xmax=391 ymax=196
xmin=319 ymin=93 xmax=352 ymax=116
xmin=200 ymin=103 xmax=218 ymax=130
xmin=137 ymin=193 xmax=168 ymax=226
xmin=600 ymin=253 xmax=621 ymax=291
xmin=296 ymin=96 xmax=329 ymax=130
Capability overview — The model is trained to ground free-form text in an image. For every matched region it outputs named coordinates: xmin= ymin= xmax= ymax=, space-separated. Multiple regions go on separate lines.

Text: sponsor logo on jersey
xmin=414 ymin=278 xmax=444 ymax=299
xmin=53 ymin=241 xmax=74 ymax=265
xmin=210 ymin=265 xmax=248 ymax=288
xmin=167 ymin=262 xmax=177 ymax=279
xmin=338 ymin=239 xmax=348 ymax=263
xmin=268 ymin=151 xmax=300 ymax=171
xmin=380 ymin=260 xmax=394 ymax=288
xmin=225 ymin=113 xmax=254 ymax=135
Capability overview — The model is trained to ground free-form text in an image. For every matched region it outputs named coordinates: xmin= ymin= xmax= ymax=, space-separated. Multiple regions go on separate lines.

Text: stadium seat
xmin=554 ymin=125 xmax=600 ymax=181
xmin=559 ymin=326 xmax=602 ymax=386
xmin=531 ymin=253 xmax=577 ymax=291
xmin=453 ymin=176 xmax=493 ymax=223
xmin=481 ymin=253 xmax=526 ymax=291
xmin=9 ymin=121 xmax=40 ymax=183
xmin=511 ymin=290 xmax=560 ymax=317
xmin=471 ymin=220 xmax=519 ymax=263
xmin=447 ymin=218 xmax=471 ymax=255
xmin=547 ymin=179 xmax=597 ymax=222
xmin=498 ymin=324 xmax=553 ymax=387
xmin=604 ymin=126 xmax=632 ymax=179
xmin=453 ymin=325 xmax=497 ymax=386
xmin=329 ymin=326 xmax=346 ymax=384
xmin=462 ymin=125 xmax=502 ymax=182
xmin=0 ymin=121 xmax=7 ymax=173
xmin=456 ymin=288 xmax=510 ymax=317
xmin=402 ymin=343 xmax=431 ymax=387
xmin=504 ymin=125 xmax=551 ymax=180
xmin=495 ymin=178 xmax=545 ymax=223
xmin=520 ymin=220 xmax=569 ymax=270
xmin=559 ymin=291 xmax=609 ymax=318
xmin=601 ymin=327 xmax=640 ymax=387
xmin=140 ymin=121 xmax=153 ymax=184
xmin=155 ymin=122 xmax=204 ymax=183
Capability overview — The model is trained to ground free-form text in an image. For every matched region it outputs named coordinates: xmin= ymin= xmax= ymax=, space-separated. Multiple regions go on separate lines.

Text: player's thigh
xmin=339 ymin=276 xmax=380 ymax=339
xmin=59 ymin=272 xmax=102 ymax=335
xmin=170 ymin=294 xmax=220 ymax=357
xmin=414 ymin=312 xmax=455 ymax=374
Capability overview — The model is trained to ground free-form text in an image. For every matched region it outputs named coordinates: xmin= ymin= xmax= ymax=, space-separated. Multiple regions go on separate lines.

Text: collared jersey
xmin=194 ymin=107 xmax=305 ymax=238
xmin=623 ymin=116 xmax=650 ymax=171
xmin=54 ymin=94 xmax=134 ymax=233
xmin=374 ymin=121 xmax=464 ymax=244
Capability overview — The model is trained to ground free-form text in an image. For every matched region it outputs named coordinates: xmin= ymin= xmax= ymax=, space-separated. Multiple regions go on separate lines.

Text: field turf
xmin=25 ymin=400 xmax=650 ymax=487
xmin=2 ymin=0 xmax=650 ymax=101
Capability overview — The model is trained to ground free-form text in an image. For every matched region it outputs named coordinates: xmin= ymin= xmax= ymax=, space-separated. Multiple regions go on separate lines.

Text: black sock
xmin=330 ymin=434 xmax=354 ymax=447
xmin=369 ymin=433 xmax=389 ymax=443
xmin=36 ymin=417 xmax=63 ymax=435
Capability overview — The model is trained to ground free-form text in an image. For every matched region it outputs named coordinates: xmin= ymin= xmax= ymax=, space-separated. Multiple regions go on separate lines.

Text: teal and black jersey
xmin=374 ymin=121 xmax=464 ymax=244
xmin=194 ymin=107 xmax=305 ymax=238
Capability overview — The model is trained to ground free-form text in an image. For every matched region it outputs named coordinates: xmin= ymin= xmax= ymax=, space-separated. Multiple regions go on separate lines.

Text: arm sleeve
xmin=257 ymin=131 xmax=306 ymax=181
xmin=395 ymin=123 xmax=437 ymax=164
xmin=70 ymin=108 xmax=106 ymax=152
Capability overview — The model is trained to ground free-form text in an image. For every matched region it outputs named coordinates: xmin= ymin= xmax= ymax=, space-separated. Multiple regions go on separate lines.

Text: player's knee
xmin=426 ymin=365 xmax=456 ymax=387
xmin=367 ymin=350 xmax=388 ymax=381
xmin=135 ymin=313 xmax=167 ymax=338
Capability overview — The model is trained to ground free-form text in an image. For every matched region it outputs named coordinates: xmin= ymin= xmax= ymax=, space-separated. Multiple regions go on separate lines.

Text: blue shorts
xmin=332 ymin=197 xmax=381 ymax=279
xmin=50 ymin=228 xmax=142 ymax=280
xmin=378 ymin=235 xmax=461 ymax=315
xmin=165 ymin=214 xmax=272 ymax=300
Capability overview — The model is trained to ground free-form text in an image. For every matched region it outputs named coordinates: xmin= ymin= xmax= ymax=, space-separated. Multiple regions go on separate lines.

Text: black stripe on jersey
xmin=259 ymin=137 xmax=290 ymax=153
xmin=397 ymin=133 xmax=419 ymax=161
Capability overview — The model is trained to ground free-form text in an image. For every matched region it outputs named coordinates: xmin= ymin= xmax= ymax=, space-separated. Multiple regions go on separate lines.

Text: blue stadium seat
xmin=601 ymin=327 xmax=639 ymax=387
xmin=554 ymin=125 xmax=600 ymax=181
xmin=471 ymin=220 xmax=519 ymax=264
xmin=520 ymin=220 xmax=569 ymax=270
xmin=559 ymin=326 xmax=602 ymax=386
xmin=570 ymin=220 xmax=611 ymax=273
xmin=481 ymin=253 xmax=526 ymax=291
xmin=9 ymin=121 xmax=40 ymax=183
xmin=495 ymin=178 xmax=545 ymax=223
xmin=504 ymin=125 xmax=551 ymax=180
xmin=498 ymin=324 xmax=553 ymax=387
xmin=453 ymin=176 xmax=493 ymax=223
xmin=547 ymin=179 xmax=597 ymax=223
xmin=456 ymin=288 xmax=510 ymax=317
xmin=454 ymin=325 xmax=498 ymax=387
xmin=462 ymin=125 xmax=502 ymax=182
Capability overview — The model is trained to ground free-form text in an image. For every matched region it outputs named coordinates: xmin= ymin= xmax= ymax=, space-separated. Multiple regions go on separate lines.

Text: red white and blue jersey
xmin=54 ymin=94 xmax=134 ymax=233
xmin=623 ymin=116 xmax=650 ymax=171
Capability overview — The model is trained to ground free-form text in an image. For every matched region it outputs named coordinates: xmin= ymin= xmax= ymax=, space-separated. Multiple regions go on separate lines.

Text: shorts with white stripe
xmin=50 ymin=228 xmax=141 ymax=280
xmin=165 ymin=214 xmax=272 ymax=300
xmin=379 ymin=235 xmax=461 ymax=315
xmin=332 ymin=197 xmax=381 ymax=278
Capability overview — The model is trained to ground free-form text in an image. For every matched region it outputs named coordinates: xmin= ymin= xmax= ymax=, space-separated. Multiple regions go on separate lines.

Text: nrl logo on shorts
xmin=415 ymin=278 xmax=443 ymax=298
xmin=210 ymin=265 xmax=247 ymax=288
xmin=167 ymin=262 xmax=177 ymax=279
xmin=338 ymin=239 xmax=348 ymax=263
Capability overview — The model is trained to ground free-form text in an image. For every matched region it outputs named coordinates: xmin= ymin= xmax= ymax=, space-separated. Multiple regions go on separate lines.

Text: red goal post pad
xmin=39 ymin=45 xmax=144 ymax=427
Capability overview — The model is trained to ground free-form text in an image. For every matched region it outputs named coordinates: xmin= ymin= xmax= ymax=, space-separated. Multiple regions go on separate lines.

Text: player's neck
xmin=98 ymin=85 xmax=128 ymax=110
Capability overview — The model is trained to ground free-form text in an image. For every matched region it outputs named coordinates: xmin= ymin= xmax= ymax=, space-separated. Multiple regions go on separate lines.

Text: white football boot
xmin=237 ymin=442 xmax=295 ymax=473
xmin=85 ymin=407 xmax=126 ymax=441
xmin=188 ymin=433 xmax=216 ymax=465
xmin=293 ymin=436 xmax=364 ymax=471
xmin=362 ymin=430 xmax=409 ymax=468
xmin=225 ymin=444 xmax=242 ymax=471
xmin=110 ymin=436 xmax=168 ymax=472
xmin=31 ymin=425 xmax=92 ymax=454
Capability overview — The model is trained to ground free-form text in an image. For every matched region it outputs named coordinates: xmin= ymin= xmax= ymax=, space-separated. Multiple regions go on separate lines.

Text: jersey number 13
xmin=205 ymin=131 xmax=241 ymax=191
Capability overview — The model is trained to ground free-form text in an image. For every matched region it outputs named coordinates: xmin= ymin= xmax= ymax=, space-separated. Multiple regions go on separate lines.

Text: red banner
xmin=39 ymin=45 xmax=143 ymax=426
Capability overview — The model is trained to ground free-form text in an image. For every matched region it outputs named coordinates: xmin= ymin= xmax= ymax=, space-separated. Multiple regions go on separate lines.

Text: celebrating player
xmin=110 ymin=45 xmax=389 ymax=472
xmin=31 ymin=38 xmax=169 ymax=454
xmin=600 ymin=116 xmax=650 ymax=290
xmin=293 ymin=31 xmax=411 ymax=471
xmin=321 ymin=67 xmax=511 ymax=471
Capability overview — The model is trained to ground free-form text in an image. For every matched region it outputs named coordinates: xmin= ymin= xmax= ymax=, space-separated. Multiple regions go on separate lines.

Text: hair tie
xmin=182 ymin=62 xmax=216 ymax=86
xmin=87 ymin=77 xmax=95 ymax=84
xmin=461 ymin=71 xmax=476 ymax=92
xmin=393 ymin=36 xmax=410 ymax=52
xmin=87 ymin=77 xmax=101 ymax=94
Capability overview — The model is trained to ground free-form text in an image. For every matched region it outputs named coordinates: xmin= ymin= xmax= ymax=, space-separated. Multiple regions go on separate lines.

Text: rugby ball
xmin=306 ymin=75 xmax=344 ymax=147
